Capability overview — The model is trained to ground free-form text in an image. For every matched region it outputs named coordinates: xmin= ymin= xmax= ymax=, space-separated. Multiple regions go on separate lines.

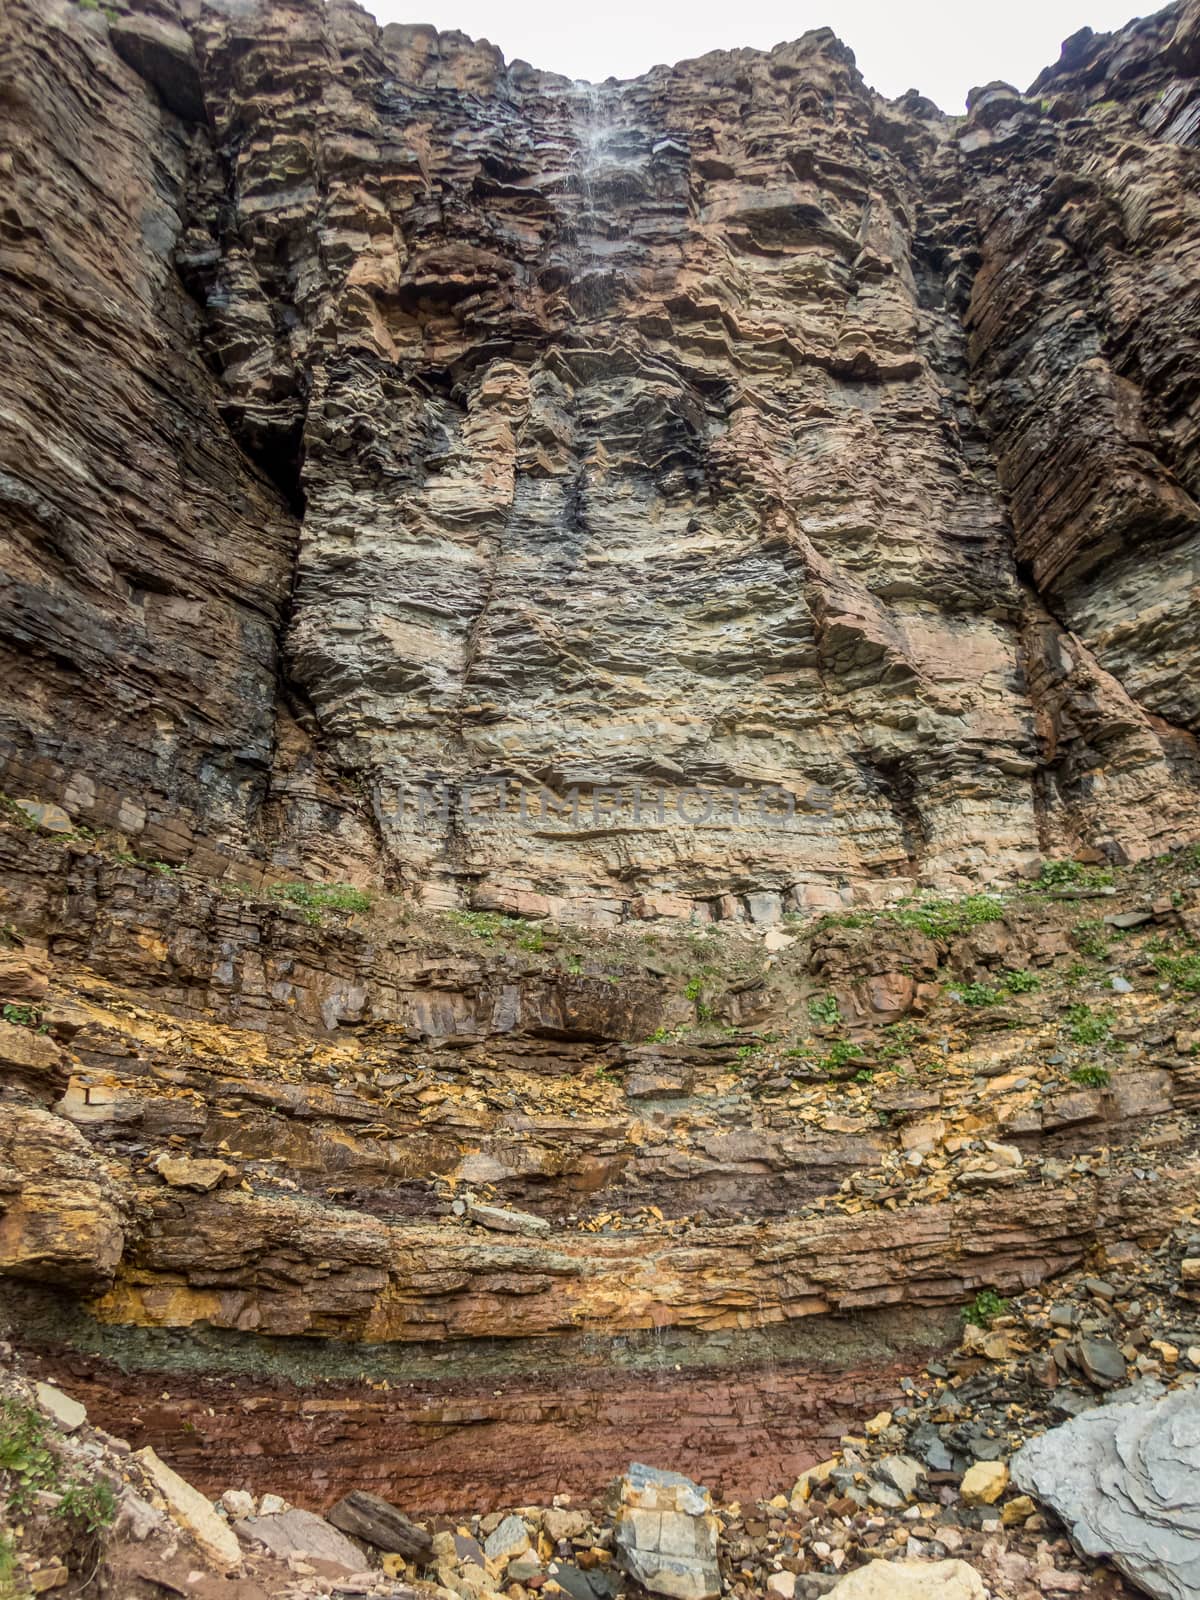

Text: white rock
xmin=259 ymin=1493 xmax=289 ymax=1515
xmin=612 ymin=1464 xmax=720 ymax=1600
xmin=220 ymin=1489 xmax=256 ymax=1520
xmin=135 ymin=1447 xmax=241 ymax=1571
xmin=35 ymin=1382 xmax=86 ymax=1433
xmin=826 ymin=1558 xmax=987 ymax=1598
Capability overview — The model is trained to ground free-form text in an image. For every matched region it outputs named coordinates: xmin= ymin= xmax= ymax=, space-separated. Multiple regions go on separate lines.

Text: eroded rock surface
xmin=3 ymin=0 xmax=1200 ymax=1588
xmin=2 ymin=0 xmax=1200 ymax=922
xmin=1012 ymin=1383 xmax=1200 ymax=1600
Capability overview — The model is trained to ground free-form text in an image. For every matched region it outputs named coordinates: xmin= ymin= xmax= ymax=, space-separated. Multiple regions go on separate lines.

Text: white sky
xmin=363 ymin=0 xmax=1149 ymax=111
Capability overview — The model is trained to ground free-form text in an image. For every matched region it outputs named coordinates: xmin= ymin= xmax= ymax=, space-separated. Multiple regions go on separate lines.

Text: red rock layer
xmin=29 ymin=1348 xmax=930 ymax=1514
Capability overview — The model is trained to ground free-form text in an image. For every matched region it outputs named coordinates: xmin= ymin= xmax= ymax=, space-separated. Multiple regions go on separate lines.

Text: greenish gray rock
xmin=1012 ymin=1381 xmax=1200 ymax=1600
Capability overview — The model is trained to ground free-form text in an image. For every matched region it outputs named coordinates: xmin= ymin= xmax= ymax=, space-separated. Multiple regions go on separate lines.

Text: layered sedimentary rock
xmin=2 ymin=812 xmax=1200 ymax=1507
xmin=3 ymin=0 xmax=1200 ymax=923
xmin=3 ymin=0 xmax=1200 ymax=1532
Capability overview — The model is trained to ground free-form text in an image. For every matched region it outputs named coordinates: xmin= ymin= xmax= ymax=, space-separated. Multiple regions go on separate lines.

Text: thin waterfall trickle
xmin=561 ymin=78 xmax=642 ymax=320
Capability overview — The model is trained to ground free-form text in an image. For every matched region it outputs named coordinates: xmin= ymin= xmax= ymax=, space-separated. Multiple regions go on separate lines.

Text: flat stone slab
xmin=35 ymin=1381 xmax=86 ymax=1433
xmin=235 ymin=1509 xmax=365 ymax=1571
xmin=825 ymin=1559 xmax=986 ymax=1598
xmin=135 ymin=1446 xmax=240 ymax=1572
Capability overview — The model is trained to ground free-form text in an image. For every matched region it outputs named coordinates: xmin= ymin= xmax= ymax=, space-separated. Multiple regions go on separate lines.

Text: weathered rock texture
xmin=2 ymin=814 xmax=1200 ymax=1509
xmin=3 ymin=0 xmax=1200 ymax=923
xmin=3 ymin=0 xmax=1200 ymax=1529
xmin=1012 ymin=1382 xmax=1200 ymax=1600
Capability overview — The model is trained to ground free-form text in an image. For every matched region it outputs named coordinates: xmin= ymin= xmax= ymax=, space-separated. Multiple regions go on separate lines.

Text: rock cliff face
xmin=2 ymin=0 xmax=1200 ymax=1532
xmin=4 ymin=0 xmax=1200 ymax=923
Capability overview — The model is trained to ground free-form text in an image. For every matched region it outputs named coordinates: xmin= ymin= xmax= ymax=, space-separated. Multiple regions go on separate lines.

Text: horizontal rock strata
xmin=3 ymin=0 xmax=1200 ymax=1543
xmin=2 ymin=816 xmax=1199 ymax=1509
xmin=2 ymin=0 xmax=1200 ymax=922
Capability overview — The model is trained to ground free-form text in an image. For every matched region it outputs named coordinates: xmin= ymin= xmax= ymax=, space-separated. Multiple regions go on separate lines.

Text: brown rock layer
xmin=3 ymin=0 xmax=1200 ymax=1531
xmin=3 ymin=0 xmax=1200 ymax=920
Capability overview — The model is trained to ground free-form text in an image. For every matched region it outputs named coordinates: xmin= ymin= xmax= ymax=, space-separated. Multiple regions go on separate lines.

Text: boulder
xmin=1012 ymin=1382 xmax=1200 ymax=1600
xmin=109 ymin=14 xmax=205 ymax=121
xmin=135 ymin=1446 xmax=240 ymax=1572
xmin=326 ymin=1489 xmax=433 ymax=1561
xmin=482 ymin=1514 xmax=529 ymax=1563
xmin=234 ymin=1508 xmax=364 ymax=1571
xmin=612 ymin=1463 xmax=720 ymax=1600
xmin=825 ymin=1559 xmax=987 ymax=1598
xmin=542 ymin=1508 xmax=590 ymax=1542
xmin=960 ymin=1460 xmax=1008 ymax=1506
xmin=869 ymin=1454 xmax=925 ymax=1507
xmin=153 ymin=1153 xmax=237 ymax=1192
xmin=1076 ymin=1336 xmax=1128 ymax=1388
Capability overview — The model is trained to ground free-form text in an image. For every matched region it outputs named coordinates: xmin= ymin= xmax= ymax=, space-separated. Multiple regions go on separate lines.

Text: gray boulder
xmin=326 ymin=1489 xmax=433 ymax=1561
xmin=109 ymin=14 xmax=205 ymax=122
xmin=234 ymin=1509 xmax=365 ymax=1572
xmin=1011 ymin=1380 xmax=1200 ymax=1600
xmin=612 ymin=1463 xmax=720 ymax=1600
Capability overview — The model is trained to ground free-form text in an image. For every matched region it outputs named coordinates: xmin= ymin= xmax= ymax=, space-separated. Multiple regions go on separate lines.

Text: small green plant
xmin=0 ymin=1529 xmax=19 ymax=1600
xmin=1037 ymin=859 xmax=1114 ymax=890
xmin=963 ymin=1289 xmax=1009 ymax=1329
xmin=594 ymin=1063 xmax=614 ymax=1081
xmin=275 ymin=881 xmax=371 ymax=913
xmin=735 ymin=1044 xmax=760 ymax=1062
xmin=818 ymin=910 xmax=870 ymax=929
xmin=818 ymin=1039 xmax=862 ymax=1074
xmin=854 ymin=1067 xmax=874 ymax=1083
xmin=1064 ymin=960 xmax=1095 ymax=986
xmin=892 ymin=895 xmax=1004 ymax=940
xmin=1070 ymin=1064 xmax=1111 ymax=1087
xmin=1 ymin=1004 xmax=39 ymax=1028
xmin=958 ymin=983 xmax=1001 ymax=1007
xmin=807 ymin=993 xmax=841 ymax=1026
xmin=1066 ymin=1002 xmax=1114 ymax=1046
xmin=0 ymin=1400 xmax=58 ymax=1515
xmin=0 ymin=794 xmax=41 ymax=833
xmin=683 ymin=974 xmax=716 ymax=1024
xmin=647 ymin=1026 xmax=678 ymax=1044
xmin=516 ymin=928 xmax=546 ymax=953
xmin=879 ymin=1020 xmax=920 ymax=1060
xmin=1072 ymin=919 xmax=1110 ymax=958
xmin=58 ymin=1478 xmax=117 ymax=1532
xmin=1152 ymin=947 xmax=1200 ymax=993
xmin=1002 ymin=968 xmax=1040 ymax=993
